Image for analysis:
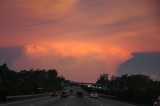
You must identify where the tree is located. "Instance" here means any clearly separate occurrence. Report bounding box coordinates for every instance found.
[96,74,109,90]
[0,63,67,101]
[0,63,17,100]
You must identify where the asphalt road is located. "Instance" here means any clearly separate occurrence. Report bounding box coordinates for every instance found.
[0,87,137,106]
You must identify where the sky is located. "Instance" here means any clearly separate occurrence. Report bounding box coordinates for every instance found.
[0,0,160,82]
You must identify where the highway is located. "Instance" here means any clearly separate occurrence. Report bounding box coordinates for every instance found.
[0,87,137,106]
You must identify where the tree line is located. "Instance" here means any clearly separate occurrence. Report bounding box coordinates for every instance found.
[0,63,66,101]
[96,74,160,104]
[82,73,160,105]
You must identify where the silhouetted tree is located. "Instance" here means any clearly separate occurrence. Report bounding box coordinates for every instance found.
[96,74,109,90]
[96,73,160,104]
[0,63,67,101]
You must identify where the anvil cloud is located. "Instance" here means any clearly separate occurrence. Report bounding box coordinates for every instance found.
[0,0,160,82]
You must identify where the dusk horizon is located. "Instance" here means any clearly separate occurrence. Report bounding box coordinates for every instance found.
[0,0,160,82]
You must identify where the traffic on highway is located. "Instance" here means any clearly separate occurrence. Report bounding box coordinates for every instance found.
[0,86,137,106]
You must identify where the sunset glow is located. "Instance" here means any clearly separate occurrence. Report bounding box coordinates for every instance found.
[0,0,160,82]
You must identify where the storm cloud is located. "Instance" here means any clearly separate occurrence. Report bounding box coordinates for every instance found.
[118,52,160,80]
[0,0,160,82]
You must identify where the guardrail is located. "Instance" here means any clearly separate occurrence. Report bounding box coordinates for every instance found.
[6,93,48,101]
[0,93,49,103]
[99,93,121,99]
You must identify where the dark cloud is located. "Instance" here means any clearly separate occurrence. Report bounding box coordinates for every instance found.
[0,46,24,65]
[118,52,160,79]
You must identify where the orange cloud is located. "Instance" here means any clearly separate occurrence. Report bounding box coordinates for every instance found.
[23,42,132,77]
[0,0,159,82]
[11,0,78,18]
[24,42,131,59]
[25,44,49,56]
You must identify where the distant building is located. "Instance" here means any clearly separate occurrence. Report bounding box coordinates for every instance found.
[74,82,95,87]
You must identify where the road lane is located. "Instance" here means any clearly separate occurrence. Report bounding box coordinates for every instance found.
[99,97,136,106]
[0,86,137,106]
[0,96,58,106]
[0,96,137,106]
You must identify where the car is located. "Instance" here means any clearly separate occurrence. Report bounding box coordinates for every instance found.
[50,91,58,97]
[153,96,160,106]
[65,89,70,94]
[70,89,73,93]
[77,91,83,97]
[61,91,68,97]
[90,92,98,98]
